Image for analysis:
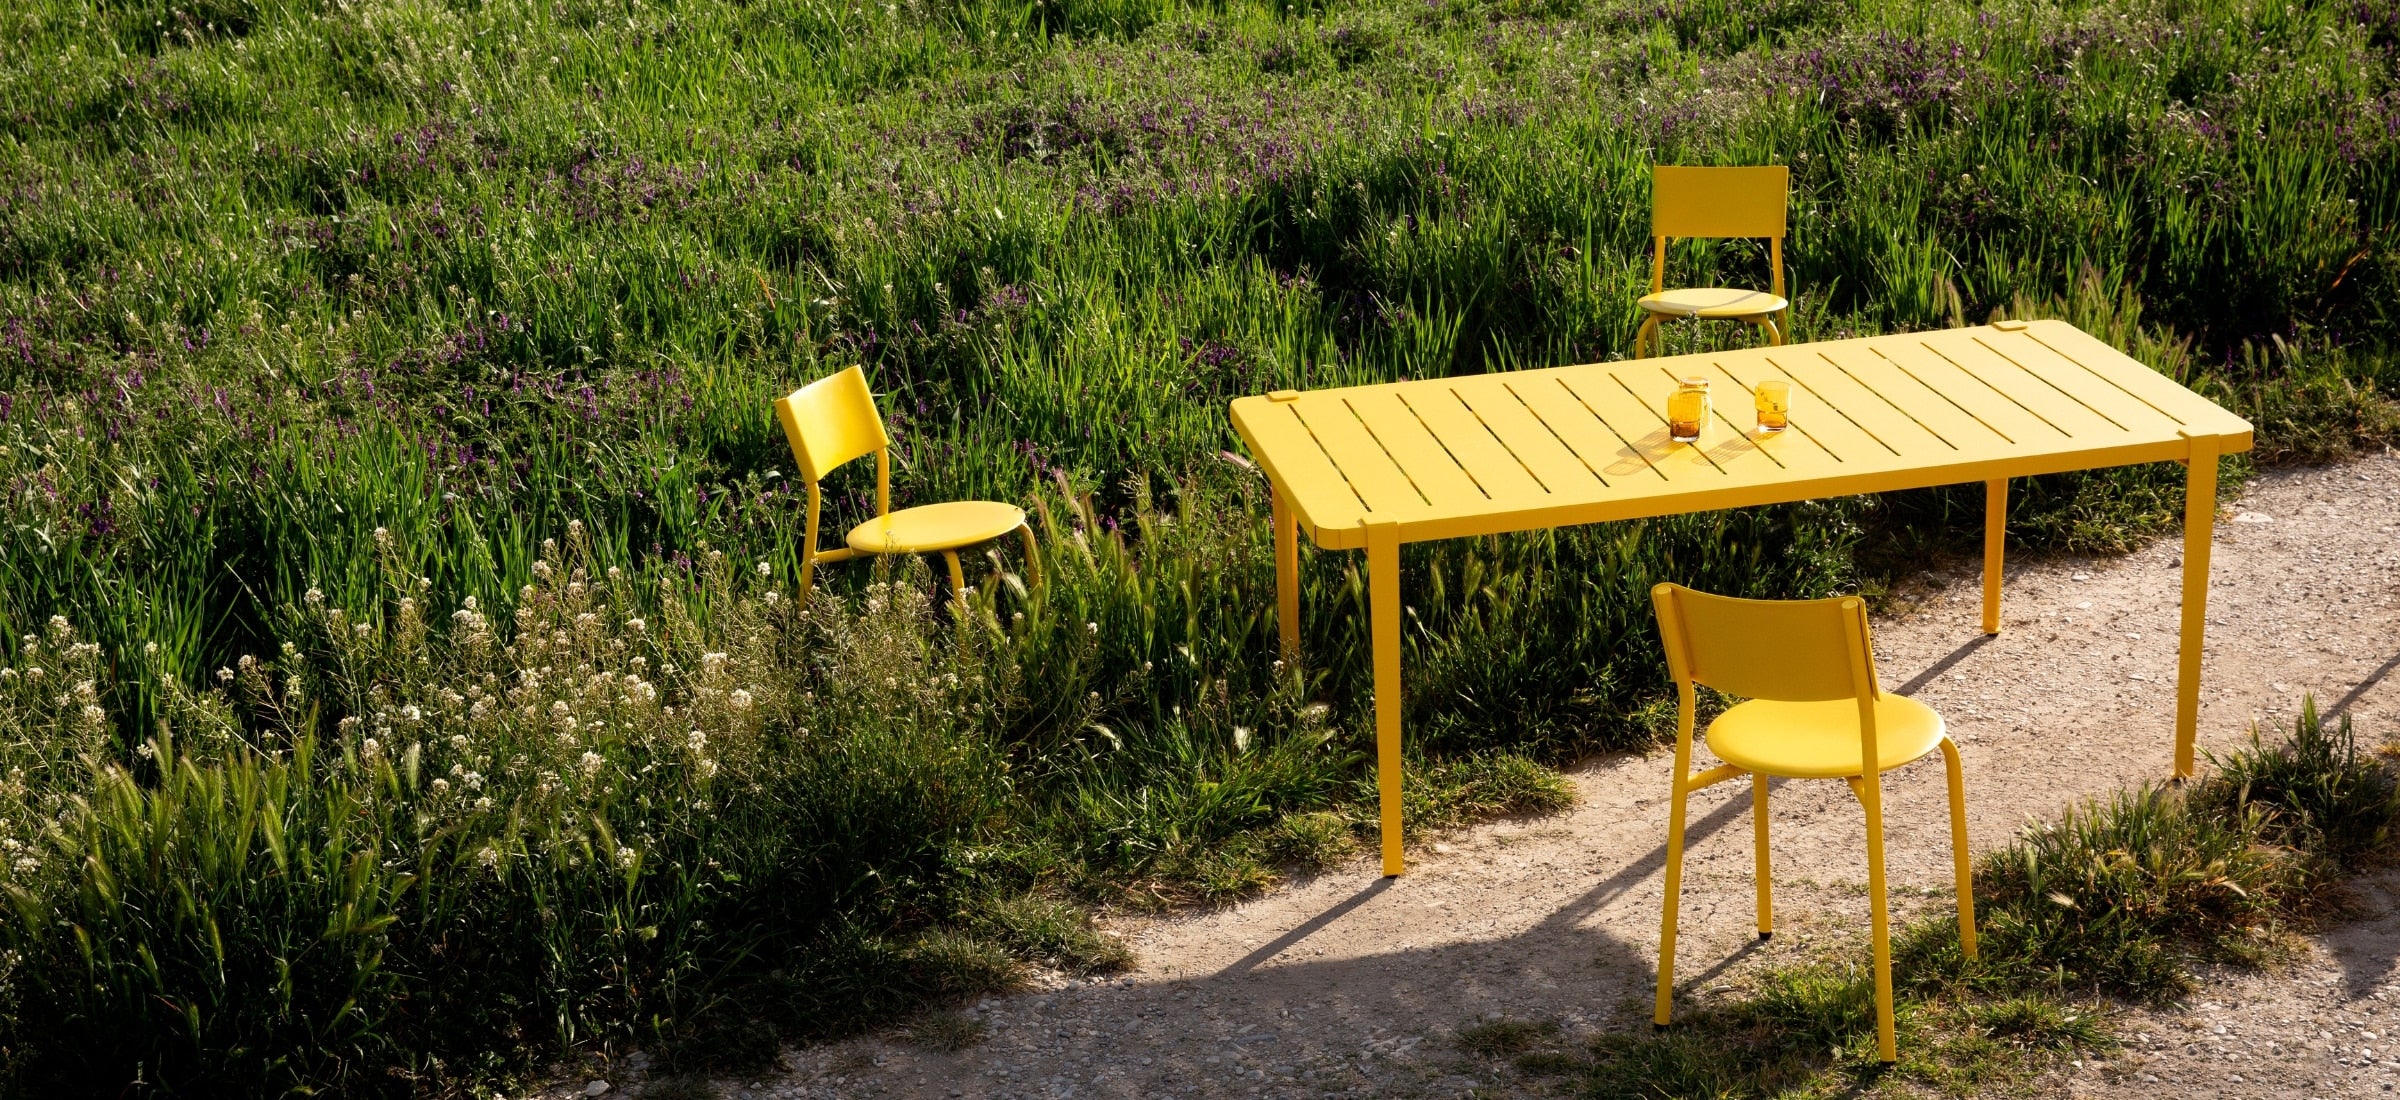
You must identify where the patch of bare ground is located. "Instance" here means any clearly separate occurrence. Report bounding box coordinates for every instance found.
[570,450,2400,1099]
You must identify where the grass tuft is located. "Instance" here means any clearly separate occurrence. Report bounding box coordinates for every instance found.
[902,1010,991,1052]
[1454,1016,1560,1056]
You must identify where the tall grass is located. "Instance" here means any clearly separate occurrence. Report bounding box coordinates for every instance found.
[0,0,2394,1091]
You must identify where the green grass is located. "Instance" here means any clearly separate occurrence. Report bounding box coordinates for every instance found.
[1464,702,2395,1097]
[0,0,2394,1092]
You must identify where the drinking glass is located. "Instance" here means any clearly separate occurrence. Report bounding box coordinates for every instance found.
[1667,378,1709,443]
[1754,380,1790,433]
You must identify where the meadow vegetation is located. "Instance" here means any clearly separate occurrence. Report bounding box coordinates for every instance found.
[0,0,2395,1090]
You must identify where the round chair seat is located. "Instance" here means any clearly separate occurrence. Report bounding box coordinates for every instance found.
[846,500,1027,555]
[1704,695,1946,779]
[1638,287,1789,319]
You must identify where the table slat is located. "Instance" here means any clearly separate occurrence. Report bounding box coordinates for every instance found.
[1234,399,1368,531]
[1977,329,2190,433]
[1507,373,1669,484]
[1737,355,1892,466]
[1814,344,2013,458]
[1918,330,2128,442]
[1692,359,1854,480]
[1557,367,1728,482]
[2020,324,2222,429]
[1871,337,2069,447]
[1767,351,1955,459]
[1289,397,1429,519]
[1448,377,1611,495]
[1399,384,1552,502]
[1344,390,1491,508]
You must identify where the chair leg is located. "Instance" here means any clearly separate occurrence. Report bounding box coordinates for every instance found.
[1858,773,1899,1063]
[1766,310,1787,346]
[1634,315,1661,359]
[1654,776,1693,1027]
[1014,522,1042,590]
[940,550,967,610]
[1941,737,1979,960]
[1752,772,1773,939]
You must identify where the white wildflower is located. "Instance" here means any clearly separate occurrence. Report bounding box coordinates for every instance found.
[756,561,771,577]
[579,751,604,778]
[431,778,450,794]
[687,729,707,752]
[728,689,753,712]
[615,846,638,871]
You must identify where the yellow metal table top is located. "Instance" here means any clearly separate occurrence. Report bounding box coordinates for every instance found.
[1231,320,2254,550]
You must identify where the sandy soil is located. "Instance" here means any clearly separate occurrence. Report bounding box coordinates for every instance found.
[2045,867,2400,1100]
[584,451,2400,1100]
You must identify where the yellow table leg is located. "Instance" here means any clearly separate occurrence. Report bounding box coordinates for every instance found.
[1369,519,1404,877]
[1982,478,2006,635]
[2174,433,2221,779]
[1273,486,1300,663]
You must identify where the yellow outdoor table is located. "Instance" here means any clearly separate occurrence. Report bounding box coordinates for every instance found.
[1230,319,2254,876]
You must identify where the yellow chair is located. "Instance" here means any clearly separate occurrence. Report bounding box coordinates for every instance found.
[1634,165,1791,359]
[773,366,1039,602]
[1647,583,1975,1063]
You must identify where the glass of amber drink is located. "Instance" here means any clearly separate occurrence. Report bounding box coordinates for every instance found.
[1667,378,1709,443]
[1754,380,1789,433]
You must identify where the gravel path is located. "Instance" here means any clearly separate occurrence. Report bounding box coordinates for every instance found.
[568,452,2400,1100]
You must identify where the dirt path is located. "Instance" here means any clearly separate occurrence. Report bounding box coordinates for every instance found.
[2045,866,2400,1100]
[643,452,2400,1100]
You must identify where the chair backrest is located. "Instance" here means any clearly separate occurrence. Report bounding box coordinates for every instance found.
[1649,583,1876,703]
[1651,165,1789,240]
[774,365,890,484]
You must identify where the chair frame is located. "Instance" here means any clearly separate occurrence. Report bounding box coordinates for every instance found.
[1648,583,1976,1063]
[773,366,1039,604]
[1635,164,1792,359]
